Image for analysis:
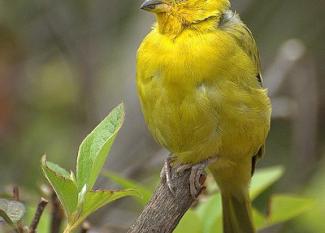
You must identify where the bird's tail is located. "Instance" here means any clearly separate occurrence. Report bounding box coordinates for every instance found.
[209,160,255,233]
[221,191,255,233]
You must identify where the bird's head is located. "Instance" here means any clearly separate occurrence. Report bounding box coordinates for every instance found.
[140,0,230,30]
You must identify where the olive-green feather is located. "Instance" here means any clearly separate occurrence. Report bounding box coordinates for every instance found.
[222,192,256,233]
[219,10,263,86]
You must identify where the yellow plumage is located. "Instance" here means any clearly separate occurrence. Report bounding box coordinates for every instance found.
[137,0,271,232]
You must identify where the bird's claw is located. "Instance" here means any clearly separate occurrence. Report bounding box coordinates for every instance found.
[177,157,218,198]
[189,163,207,198]
[161,157,218,199]
[160,157,176,196]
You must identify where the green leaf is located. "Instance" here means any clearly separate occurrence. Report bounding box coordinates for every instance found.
[264,194,314,227]
[195,194,222,233]
[297,163,325,232]
[46,160,71,179]
[41,156,78,218]
[76,104,125,191]
[174,210,204,233]
[250,166,284,200]
[0,199,25,224]
[71,189,139,228]
[253,208,267,230]
[103,171,152,206]
[77,185,88,209]
[189,166,284,233]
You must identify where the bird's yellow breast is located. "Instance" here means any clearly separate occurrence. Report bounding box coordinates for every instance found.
[137,28,271,164]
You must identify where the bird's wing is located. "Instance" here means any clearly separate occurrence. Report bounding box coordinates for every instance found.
[219,10,263,86]
[218,10,266,173]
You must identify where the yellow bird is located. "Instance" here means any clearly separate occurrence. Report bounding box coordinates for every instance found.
[136,0,271,232]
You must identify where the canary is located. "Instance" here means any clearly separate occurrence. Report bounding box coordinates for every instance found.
[136,0,271,232]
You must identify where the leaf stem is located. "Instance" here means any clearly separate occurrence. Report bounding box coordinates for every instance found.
[63,223,78,233]
[63,225,72,233]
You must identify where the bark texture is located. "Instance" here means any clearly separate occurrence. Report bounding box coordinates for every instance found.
[128,168,204,233]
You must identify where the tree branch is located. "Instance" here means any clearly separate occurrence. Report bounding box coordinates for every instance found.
[29,198,49,233]
[50,191,64,233]
[128,167,205,233]
[12,186,24,233]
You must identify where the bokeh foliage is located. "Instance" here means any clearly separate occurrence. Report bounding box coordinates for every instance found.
[0,0,324,232]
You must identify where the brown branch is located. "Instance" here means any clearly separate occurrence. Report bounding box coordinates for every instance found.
[127,167,205,233]
[12,186,24,233]
[29,198,49,233]
[50,191,64,233]
[12,186,20,201]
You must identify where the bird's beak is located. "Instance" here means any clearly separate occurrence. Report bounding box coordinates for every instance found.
[140,0,169,13]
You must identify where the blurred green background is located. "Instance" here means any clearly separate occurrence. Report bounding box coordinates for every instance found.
[0,0,324,232]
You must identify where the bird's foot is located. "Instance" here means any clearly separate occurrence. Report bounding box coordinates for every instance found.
[176,157,218,198]
[160,157,217,199]
[160,157,176,196]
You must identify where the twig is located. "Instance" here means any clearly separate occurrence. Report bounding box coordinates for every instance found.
[29,198,49,233]
[12,186,20,201]
[80,222,91,233]
[127,167,205,233]
[12,186,24,233]
[50,191,64,233]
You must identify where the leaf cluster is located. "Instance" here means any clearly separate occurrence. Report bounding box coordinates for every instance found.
[41,104,139,232]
